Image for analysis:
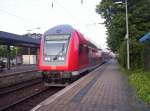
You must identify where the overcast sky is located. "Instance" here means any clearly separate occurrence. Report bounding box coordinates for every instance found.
[0,0,107,49]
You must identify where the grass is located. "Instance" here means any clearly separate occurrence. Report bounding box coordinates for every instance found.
[128,70,150,105]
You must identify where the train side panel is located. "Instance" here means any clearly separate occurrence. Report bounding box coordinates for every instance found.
[66,31,79,71]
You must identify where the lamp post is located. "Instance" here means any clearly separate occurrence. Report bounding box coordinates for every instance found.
[125,0,130,70]
[114,0,130,70]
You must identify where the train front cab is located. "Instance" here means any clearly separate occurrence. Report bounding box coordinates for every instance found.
[40,31,83,86]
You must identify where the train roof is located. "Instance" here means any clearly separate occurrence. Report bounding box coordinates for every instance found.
[44,24,98,49]
[88,42,97,49]
[44,25,75,36]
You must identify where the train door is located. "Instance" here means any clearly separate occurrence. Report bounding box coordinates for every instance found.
[78,44,88,68]
[88,47,93,66]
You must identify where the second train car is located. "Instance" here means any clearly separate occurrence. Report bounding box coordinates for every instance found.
[38,25,102,86]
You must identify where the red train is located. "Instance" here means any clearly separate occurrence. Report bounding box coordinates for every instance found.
[38,25,103,86]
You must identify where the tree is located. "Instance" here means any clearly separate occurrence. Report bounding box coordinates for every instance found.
[96,0,150,69]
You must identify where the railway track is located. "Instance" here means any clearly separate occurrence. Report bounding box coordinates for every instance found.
[0,78,42,95]
[0,80,62,111]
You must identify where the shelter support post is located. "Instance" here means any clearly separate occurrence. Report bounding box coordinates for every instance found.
[7,45,11,70]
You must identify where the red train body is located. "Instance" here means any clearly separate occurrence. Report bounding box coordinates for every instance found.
[38,25,102,86]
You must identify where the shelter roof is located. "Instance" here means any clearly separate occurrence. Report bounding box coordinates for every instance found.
[0,31,40,47]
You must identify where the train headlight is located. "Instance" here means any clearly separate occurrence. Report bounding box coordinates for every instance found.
[45,57,51,61]
[58,57,65,61]
[44,57,48,61]
[47,57,51,61]
[61,57,65,61]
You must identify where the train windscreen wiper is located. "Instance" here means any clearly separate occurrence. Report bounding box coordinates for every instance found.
[53,44,65,60]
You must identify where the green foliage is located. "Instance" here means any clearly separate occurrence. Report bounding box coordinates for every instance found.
[142,41,150,70]
[96,0,126,51]
[118,39,144,70]
[96,0,150,69]
[10,47,17,59]
[129,71,150,105]
[130,40,144,69]
[0,45,23,59]
[118,41,126,68]
[0,45,7,57]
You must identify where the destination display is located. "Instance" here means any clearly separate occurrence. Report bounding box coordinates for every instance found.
[45,35,70,41]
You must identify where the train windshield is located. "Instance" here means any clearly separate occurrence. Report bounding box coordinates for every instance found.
[44,35,70,56]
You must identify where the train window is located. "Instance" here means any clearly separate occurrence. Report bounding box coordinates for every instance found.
[85,46,89,53]
[44,40,68,56]
[79,44,89,54]
[79,44,83,54]
[44,34,70,56]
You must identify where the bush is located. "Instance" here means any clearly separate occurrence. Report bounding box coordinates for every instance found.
[118,40,144,70]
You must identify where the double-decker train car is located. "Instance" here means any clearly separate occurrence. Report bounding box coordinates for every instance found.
[38,25,102,86]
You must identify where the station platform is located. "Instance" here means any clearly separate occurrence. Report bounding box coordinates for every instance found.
[32,59,147,111]
[0,65,37,76]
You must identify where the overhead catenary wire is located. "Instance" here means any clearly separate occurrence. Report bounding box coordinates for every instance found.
[0,8,45,33]
[50,0,85,25]
[0,8,40,26]
[0,9,28,22]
